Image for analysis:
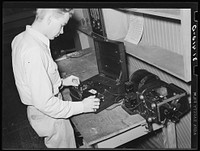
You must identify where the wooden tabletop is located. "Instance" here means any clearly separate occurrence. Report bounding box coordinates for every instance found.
[71,104,146,146]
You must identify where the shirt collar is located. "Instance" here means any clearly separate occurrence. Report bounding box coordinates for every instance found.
[26,25,50,48]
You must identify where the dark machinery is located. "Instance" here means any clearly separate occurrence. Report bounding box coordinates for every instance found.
[122,69,190,131]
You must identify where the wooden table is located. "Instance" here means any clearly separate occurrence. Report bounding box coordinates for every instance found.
[71,103,163,148]
[56,47,177,148]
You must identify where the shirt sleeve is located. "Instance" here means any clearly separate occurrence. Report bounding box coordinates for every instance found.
[24,47,84,118]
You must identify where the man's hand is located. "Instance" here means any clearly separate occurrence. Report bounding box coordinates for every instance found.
[82,96,100,113]
[62,75,80,87]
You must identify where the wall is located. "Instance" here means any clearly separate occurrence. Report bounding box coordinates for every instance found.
[140,15,182,55]
[3,8,35,47]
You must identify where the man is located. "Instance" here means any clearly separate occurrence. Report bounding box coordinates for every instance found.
[11,8,100,148]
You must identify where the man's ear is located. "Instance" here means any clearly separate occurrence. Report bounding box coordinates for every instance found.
[46,15,52,25]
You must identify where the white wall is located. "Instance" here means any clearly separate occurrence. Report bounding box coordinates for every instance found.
[102,9,129,40]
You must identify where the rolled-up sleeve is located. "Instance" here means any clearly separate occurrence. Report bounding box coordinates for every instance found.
[24,47,84,118]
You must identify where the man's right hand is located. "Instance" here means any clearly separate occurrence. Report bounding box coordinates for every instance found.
[82,95,100,113]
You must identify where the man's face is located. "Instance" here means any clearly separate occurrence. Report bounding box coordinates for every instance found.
[46,13,70,40]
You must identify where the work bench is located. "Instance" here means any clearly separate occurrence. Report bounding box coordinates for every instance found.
[56,47,177,148]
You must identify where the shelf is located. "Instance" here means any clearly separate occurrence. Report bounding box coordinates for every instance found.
[118,39,185,80]
[118,8,181,20]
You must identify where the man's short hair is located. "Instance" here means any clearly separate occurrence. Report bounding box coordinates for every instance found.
[35,8,73,21]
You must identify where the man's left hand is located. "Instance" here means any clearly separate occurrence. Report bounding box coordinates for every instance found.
[62,75,80,87]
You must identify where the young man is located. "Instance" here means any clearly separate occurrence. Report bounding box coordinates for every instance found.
[11,8,100,148]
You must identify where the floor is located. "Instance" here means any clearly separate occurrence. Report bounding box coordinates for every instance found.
[2,42,160,149]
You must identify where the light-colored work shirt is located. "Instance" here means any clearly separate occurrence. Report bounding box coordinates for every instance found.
[12,25,84,118]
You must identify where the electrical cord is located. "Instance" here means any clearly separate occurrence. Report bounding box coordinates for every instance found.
[125,101,143,111]
[104,89,122,97]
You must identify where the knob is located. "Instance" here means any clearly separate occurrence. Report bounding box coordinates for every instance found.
[139,95,144,100]
[147,117,153,122]
[151,103,156,109]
